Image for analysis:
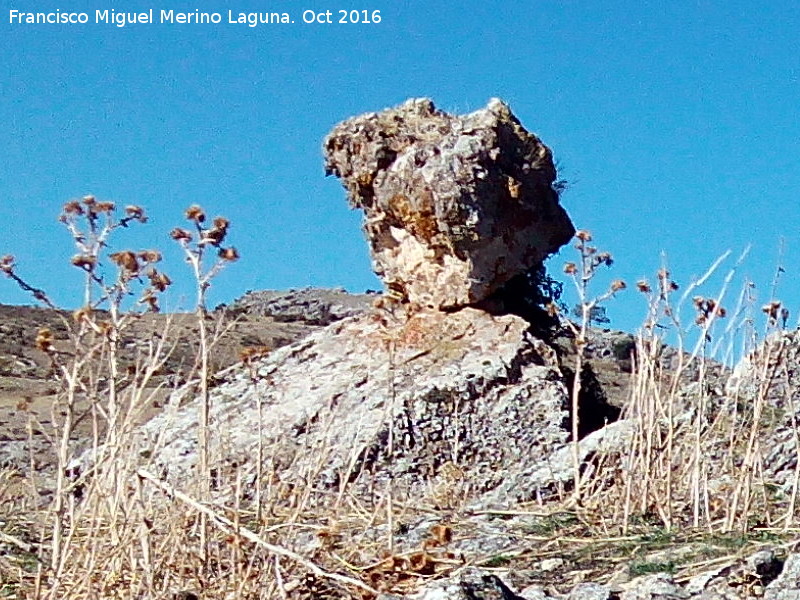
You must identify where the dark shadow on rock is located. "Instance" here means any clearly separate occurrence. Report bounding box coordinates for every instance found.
[473,265,561,342]
[561,362,622,440]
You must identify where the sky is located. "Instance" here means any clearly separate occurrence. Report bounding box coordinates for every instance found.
[2,0,800,338]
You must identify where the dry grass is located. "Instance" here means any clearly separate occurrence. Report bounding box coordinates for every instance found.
[0,199,462,599]
[574,242,800,538]
[2,209,800,598]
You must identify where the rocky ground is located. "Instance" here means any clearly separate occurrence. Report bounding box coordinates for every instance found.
[0,288,374,472]
[0,287,639,473]
[4,289,799,600]
[0,289,756,600]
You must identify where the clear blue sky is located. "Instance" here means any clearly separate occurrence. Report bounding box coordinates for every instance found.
[2,0,800,335]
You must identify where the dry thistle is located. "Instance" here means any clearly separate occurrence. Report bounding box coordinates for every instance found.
[185,205,206,223]
[137,250,162,264]
[124,205,145,220]
[71,254,96,271]
[82,195,96,206]
[72,305,92,323]
[636,280,651,293]
[170,227,193,243]
[575,229,592,241]
[694,296,727,325]
[201,227,227,247]
[147,269,171,291]
[212,216,229,231]
[564,262,577,274]
[218,247,239,261]
[0,254,14,274]
[596,251,613,266]
[62,200,84,215]
[95,201,115,213]
[762,300,782,320]
[35,327,54,353]
[109,250,140,274]
[610,279,627,292]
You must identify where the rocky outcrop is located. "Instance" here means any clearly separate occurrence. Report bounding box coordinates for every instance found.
[131,98,582,505]
[138,307,571,508]
[230,287,374,325]
[376,568,530,600]
[324,98,574,310]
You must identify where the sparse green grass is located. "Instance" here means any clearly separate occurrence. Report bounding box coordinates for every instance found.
[628,559,676,577]
[519,512,581,536]
[483,554,513,568]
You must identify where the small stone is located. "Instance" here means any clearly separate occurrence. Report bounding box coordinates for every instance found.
[569,582,611,600]
[539,557,565,572]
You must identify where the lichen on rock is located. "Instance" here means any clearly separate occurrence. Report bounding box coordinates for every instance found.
[138,307,571,509]
[324,98,575,310]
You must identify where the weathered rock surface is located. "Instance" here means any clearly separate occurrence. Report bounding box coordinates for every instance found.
[230,287,374,325]
[765,552,800,600]
[138,307,571,508]
[376,568,530,599]
[0,302,324,474]
[324,98,574,310]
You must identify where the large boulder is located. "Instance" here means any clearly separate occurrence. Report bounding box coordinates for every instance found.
[137,307,570,508]
[324,98,574,310]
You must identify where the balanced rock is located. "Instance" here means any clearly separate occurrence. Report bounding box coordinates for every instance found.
[324,98,574,310]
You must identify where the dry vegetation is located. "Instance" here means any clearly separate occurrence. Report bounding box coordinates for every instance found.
[1,199,799,599]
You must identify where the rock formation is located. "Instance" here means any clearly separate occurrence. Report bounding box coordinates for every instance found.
[230,287,374,326]
[324,98,574,310]
[135,99,582,506]
[138,307,571,508]
[11,102,800,600]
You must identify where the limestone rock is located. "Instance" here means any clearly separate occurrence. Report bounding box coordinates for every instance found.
[725,331,800,496]
[567,583,611,600]
[376,568,531,600]
[137,308,569,508]
[765,553,800,600]
[324,98,574,310]
[230,287,374,325]
[619,574,687,600]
